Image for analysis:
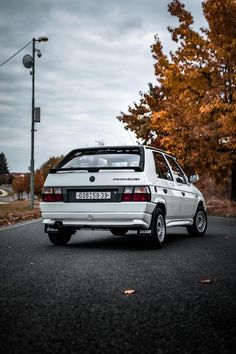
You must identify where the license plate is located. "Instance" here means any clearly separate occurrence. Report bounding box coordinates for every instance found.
[75,191,111,200]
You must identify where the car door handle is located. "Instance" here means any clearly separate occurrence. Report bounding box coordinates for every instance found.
[182,192,185,196]
[163,189,168,194]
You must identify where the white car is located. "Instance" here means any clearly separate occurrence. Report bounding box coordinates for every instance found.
[40,145,207,247]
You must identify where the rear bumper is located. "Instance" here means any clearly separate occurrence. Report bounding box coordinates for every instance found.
[40,202,155,229]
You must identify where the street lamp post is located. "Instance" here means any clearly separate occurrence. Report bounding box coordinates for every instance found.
[30,38,36,210]
[23,36,48,209]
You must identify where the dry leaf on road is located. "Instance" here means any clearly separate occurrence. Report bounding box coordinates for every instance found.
[123,289,136,295]
[200,278,217,284]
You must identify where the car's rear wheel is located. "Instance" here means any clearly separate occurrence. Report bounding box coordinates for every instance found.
[150,208,166,248]
[187,206,207,237]
[48,231,72,245]
[110,228,128,236]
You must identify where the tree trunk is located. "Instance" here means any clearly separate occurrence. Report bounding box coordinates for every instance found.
[231,164,236,201]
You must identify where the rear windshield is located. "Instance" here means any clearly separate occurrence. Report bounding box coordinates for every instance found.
[52,147,144,172]
[63,153,140,168]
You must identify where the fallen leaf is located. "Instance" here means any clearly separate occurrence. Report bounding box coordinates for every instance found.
[200,278,217,284]
[123,289,136,295]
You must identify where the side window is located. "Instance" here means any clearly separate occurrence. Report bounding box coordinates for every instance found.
[153,152,173,181]
[165,156,187,184]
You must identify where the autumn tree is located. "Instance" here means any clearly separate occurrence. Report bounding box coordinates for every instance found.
[12,176,25,200]
[118,0,236,197]
[12,172,45,201]
[39,155,64,181]
[23,173,30,199]
[34,170,45,199]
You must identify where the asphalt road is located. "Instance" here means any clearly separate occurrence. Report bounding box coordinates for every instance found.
[0,217,235,354]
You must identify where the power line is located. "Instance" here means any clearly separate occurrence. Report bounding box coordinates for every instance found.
[0,40,32,68]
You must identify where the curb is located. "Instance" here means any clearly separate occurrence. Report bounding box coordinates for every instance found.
[0,218,42,232]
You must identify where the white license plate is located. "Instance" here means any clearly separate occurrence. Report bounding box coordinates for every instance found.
[76,191,111,200]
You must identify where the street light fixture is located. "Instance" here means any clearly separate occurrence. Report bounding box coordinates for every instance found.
[23,36,48,209]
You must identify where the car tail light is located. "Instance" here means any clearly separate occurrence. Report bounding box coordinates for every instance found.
[122,186,133,201]
[122,186,150,202]
[42,187,64,202]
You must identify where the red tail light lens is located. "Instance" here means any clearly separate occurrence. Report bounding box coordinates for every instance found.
[122,186,150,202]
[133,186,151,201]
[53,187,64,201]
[42,194,55,202]
[122,186,133,201]
[42,187,64,202]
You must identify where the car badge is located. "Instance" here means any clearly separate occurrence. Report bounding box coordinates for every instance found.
[89,176,95,182]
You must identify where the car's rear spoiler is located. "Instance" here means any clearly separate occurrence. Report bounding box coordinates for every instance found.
[50,166,143,173]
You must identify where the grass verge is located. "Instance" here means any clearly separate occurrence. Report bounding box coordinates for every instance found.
[206,197,236,218]
[0,200,41,227]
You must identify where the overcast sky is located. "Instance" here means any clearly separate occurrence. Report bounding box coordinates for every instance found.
[0,0,206,172]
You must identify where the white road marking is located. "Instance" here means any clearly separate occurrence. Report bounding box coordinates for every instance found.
[0,219,42,232]
[0,189,8,197]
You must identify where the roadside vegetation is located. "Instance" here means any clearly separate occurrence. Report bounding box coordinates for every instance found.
[0,201,41,227]
[0,156,62,227]
[197,176,236,218]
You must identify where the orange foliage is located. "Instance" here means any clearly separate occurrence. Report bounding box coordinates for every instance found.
[40,156,64,180]
[118,0,236,179]
[11,156,63,200]
[12,176,25,200]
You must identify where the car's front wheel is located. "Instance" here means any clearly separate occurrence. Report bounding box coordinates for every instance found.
[48,231,72,245]
[187,206,207,237]
[150,208,166,248]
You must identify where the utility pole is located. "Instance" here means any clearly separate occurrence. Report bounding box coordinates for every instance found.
[30,38,36,210]
[23,36,48,208]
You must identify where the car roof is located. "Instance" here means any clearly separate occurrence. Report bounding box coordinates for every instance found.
[61,145,175,163]
[65,145,167,154]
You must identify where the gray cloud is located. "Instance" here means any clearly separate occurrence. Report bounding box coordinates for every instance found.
[0,0,206,171]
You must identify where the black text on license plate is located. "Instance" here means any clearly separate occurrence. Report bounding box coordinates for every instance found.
[76,191,111,200]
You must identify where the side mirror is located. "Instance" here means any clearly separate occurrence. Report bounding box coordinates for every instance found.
[189,174,199,184]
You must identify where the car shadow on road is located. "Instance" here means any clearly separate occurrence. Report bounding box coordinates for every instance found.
[63,231,190,251]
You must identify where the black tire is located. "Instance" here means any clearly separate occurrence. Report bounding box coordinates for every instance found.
[48,231,72,245]
[187,206,207,237]
[149,208,166,248]
[110,228,128,236]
